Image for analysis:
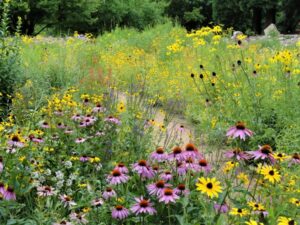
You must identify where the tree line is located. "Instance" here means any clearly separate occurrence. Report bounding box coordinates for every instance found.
[1,0,299,35]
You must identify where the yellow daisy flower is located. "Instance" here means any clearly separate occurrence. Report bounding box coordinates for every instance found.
[196,177,222,198]
[277,216,297,225]
[248,201,265,211]
[273,152,289,162]
[289,198,300,207]
[259,165,281,183]
[229,208,249,217]
[245,220,264,225]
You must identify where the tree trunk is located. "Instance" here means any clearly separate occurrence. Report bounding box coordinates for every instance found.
[265,7,276,28]
[252,7,262,34]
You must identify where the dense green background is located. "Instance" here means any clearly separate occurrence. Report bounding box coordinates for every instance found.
[1,0,299,35]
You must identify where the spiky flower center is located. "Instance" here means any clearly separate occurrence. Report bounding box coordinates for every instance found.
[138,160,147,167]
[112,169,121,177]
[186,144,195,152]
[139,200,149,208]
[261,145,272,155]
[199,159,207,166]
[156,180,165,188]
[235,122,245,130]
[206,183,213,189]
[178,184,185,190]
[173,147,182,154]
[115,205,124,211]
[164,188,173,196]
[269,170,275,176]
[156,147,164,154]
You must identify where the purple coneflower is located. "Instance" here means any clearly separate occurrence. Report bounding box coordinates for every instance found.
[75,138,86,143]
[4,187,16,200]
[152,165,160,174]
[60,194,76,208]
[71,114,82,121]
[102,187,117,200]
[226,121,253,140]
[198,159,212,173]
[70,212,88,224]
[40,121,50,128]
[107,169,129,185]
[183,143,202,160]
[184,157,200,172]
[57,122,66,129]
[92,104,106,113]
[150,147,168,162]
[132,160,155,179]
[248,145,275,164]
[114,163,129,174]
[105,116,121,125]
[176,162,187,176]
[64,128,74,134]
[37,186,55,197]
[131,197,157,215]
[168,146,184,161]
[224,148,250,161]
[174,184,190,196]
[92,198,104,207]
[214,203,229,213]
[158,188,179,204]
[147,180,171,196]
[111,205,129,220]
[160,171,173,181]
[289,153,300,165]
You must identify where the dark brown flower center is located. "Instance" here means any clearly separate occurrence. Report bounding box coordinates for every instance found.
[156,147,164,154]
[118,163,125,167]
[12,135,20,142]
[289,220,295,225]
[45,186,51,191]
[199,159,207,166]
[112,169,121,177]
[152,165,159,171]
[7,187,14,193]
[269,170,275,176]
[292,153,300,160]
[65,196,71,201]
[261,145,272,154]
[156,180,165,188]
[185,143,195,152]
[106,187,112,192]
[178,184,185,190]
[115,205,123,211]
[164,188,173,196]
[206,183,213,189]
[236,122,245,130]
[173,147,182,154]
[139,200,149,208]
[237,208,242,213]
[138,160,147,166]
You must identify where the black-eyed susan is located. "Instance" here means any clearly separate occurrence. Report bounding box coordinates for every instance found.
[289,198,300,207]
[259,165,281,183]
[274,152,289,162]
[248,201,265,211]
[277,216,297,225]
[229,208,249,217]
[196,177,222,198]
[245,220,264,225]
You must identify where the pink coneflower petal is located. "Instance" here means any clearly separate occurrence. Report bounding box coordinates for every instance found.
[112,205,129,220]
[131,197,157,215]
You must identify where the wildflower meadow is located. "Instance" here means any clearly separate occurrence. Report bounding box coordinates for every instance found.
[1,1,300,225]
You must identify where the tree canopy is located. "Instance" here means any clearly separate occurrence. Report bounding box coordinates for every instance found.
[1,0,299,35]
